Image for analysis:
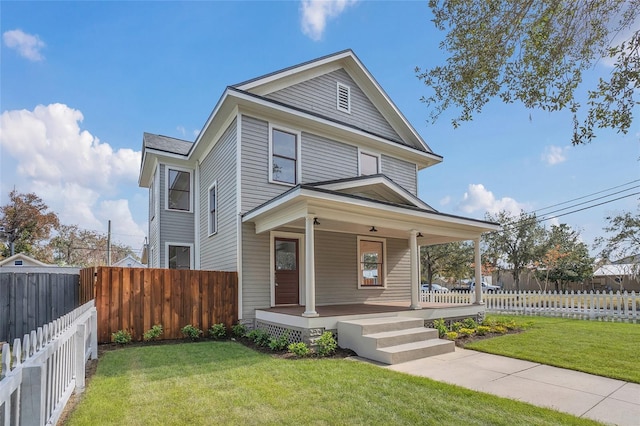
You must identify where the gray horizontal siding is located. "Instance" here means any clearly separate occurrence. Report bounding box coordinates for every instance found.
[381,154,417,195]
[241,222,271,320]
[149,168,160,268]
[158,164,195,267]
[300,132,357,183]
[199,118,237,271]
[315,232,410,305]
[266,68,402,143]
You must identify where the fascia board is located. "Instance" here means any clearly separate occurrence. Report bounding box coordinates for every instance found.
[139,149,189,187]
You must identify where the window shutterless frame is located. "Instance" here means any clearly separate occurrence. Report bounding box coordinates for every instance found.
[165,165,193,212]
[268,124,301,186]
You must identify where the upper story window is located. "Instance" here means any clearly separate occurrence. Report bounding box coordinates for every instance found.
[359,150,380,176]
[167,167,191,211]
[337,82,351,113]
[270,127,300,185]
[208,182,217,235]
[167,244,192,270]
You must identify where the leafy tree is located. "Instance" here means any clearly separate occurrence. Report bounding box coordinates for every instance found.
[536,224,593,291]
[421,241,473,286]
[482,210,546,290]
[417,0,639,144]
[595,208,640,277]
[0,190,59,258]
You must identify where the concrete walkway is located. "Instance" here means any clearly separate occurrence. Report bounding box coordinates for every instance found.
[386,348,640,426]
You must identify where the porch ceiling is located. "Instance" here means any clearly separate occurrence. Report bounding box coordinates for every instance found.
[242,186,500,244]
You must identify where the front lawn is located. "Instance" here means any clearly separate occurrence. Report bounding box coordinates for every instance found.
[66,341,600,425]
[465,315,640,383]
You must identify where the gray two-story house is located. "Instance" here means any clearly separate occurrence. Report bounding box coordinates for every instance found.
[138,50,499,362]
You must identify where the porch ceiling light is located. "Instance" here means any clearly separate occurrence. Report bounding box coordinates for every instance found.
[313,217,320,225]
[417,232,423,238]
[369,226,377,232]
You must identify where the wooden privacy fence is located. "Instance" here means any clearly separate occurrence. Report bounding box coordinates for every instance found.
[80,267,238,343]
[0,271,79,343]
[0,300,98,426]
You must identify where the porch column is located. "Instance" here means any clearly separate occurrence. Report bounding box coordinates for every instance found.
[303,214,318,317]
[409,230,422,310]
[474,237,483,305]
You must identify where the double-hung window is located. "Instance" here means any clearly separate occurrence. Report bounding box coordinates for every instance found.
[270,127,299,185]
[167,168,191,211]
[208,182,217,235]
[358,236,386,288]
[167,244,192,270]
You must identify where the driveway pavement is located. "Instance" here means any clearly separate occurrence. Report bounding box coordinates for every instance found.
[385,348,640,426]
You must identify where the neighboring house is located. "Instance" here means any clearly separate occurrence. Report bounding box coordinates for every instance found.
[138,50,500,339]
[592,263,639,292]
[112,254,146,268]
[0,253,51,267]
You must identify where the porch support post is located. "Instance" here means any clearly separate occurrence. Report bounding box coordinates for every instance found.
[474,237,483,305]
[303,214,319,317]
[409,229,422,310]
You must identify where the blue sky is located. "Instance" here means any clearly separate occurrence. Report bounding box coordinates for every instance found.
[1,1,638,257]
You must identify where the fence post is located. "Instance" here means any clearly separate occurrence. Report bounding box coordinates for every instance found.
[90,306,98,360]
[75,323,86,393]
[19,358,46,425]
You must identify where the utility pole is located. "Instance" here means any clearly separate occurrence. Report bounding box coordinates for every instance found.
[107,220,111,266]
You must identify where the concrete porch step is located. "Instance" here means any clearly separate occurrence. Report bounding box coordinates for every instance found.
[337,316,455,365]
[363,327,439,348]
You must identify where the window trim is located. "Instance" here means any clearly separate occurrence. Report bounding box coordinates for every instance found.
[150,169,158,221]
[208,181,218,236]
[357,235,387,289]
[165,165,193,213]
[336,82,351,114]
[165,242,194,270]
[357,148,381,176]
[268,123,301,187]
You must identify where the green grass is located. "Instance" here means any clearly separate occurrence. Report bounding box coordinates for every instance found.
[66,341,601,426]
[467,315,640,383]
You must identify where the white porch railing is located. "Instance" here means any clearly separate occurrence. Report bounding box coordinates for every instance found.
[484,290,639,321]
[420,290,473,304]
[0,300,98,426]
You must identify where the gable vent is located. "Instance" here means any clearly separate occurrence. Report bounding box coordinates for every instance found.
[337,82,351,113]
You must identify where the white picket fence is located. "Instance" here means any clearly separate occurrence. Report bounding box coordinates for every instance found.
[0,300,98,426]
[421,290,640,321]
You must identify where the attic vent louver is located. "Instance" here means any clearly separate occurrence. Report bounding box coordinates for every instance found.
[337,82,351,113]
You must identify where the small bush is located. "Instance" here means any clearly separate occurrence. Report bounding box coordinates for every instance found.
[231,323,247,338]
[288,342,310,357]
[445,331,458,340]
[457,327,475,337]
[476,325,491,336]
[315,331,337,357]
[143,324,163,342]
[450,321,463,332]
[247,328,271,347]
[181,324,203,341]
[268,332,290,351]
[491,325,508,334]
[432,318,448,337]
[462,318,478,329]
[209,323,227,340]
[496,318,518,330]
[112,329,132,345]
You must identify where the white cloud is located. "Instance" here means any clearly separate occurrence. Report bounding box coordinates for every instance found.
[439,195,451,206]
[0,103,145,248]
[300,0,358,41]
[542,145,569,166]
[3,29,45,61]
[458,184,526,217]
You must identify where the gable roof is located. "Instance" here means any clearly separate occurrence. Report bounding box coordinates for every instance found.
[112,254,146,268]
[0,253,51,267]
[232,49,435,155]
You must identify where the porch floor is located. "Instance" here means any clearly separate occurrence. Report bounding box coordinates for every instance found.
[259,301,467,317]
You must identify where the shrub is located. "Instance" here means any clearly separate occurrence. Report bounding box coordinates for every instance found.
[112,329,132,345]
[315,331,337,357]
[268,332,290,351]
[476,325,491,336]
[143,324,163,342]
[445,331,458,340]
[432,318,448,337]
[231,323,247,338]
[458,327,475,337]
[450,321,463,332]
[288,342,310,357]
[462,318,478,329]
[491,325,508,334]
[247,328,271,347]
[209,323,227,340]
[181,324,203,341]
[496,318,518,330]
